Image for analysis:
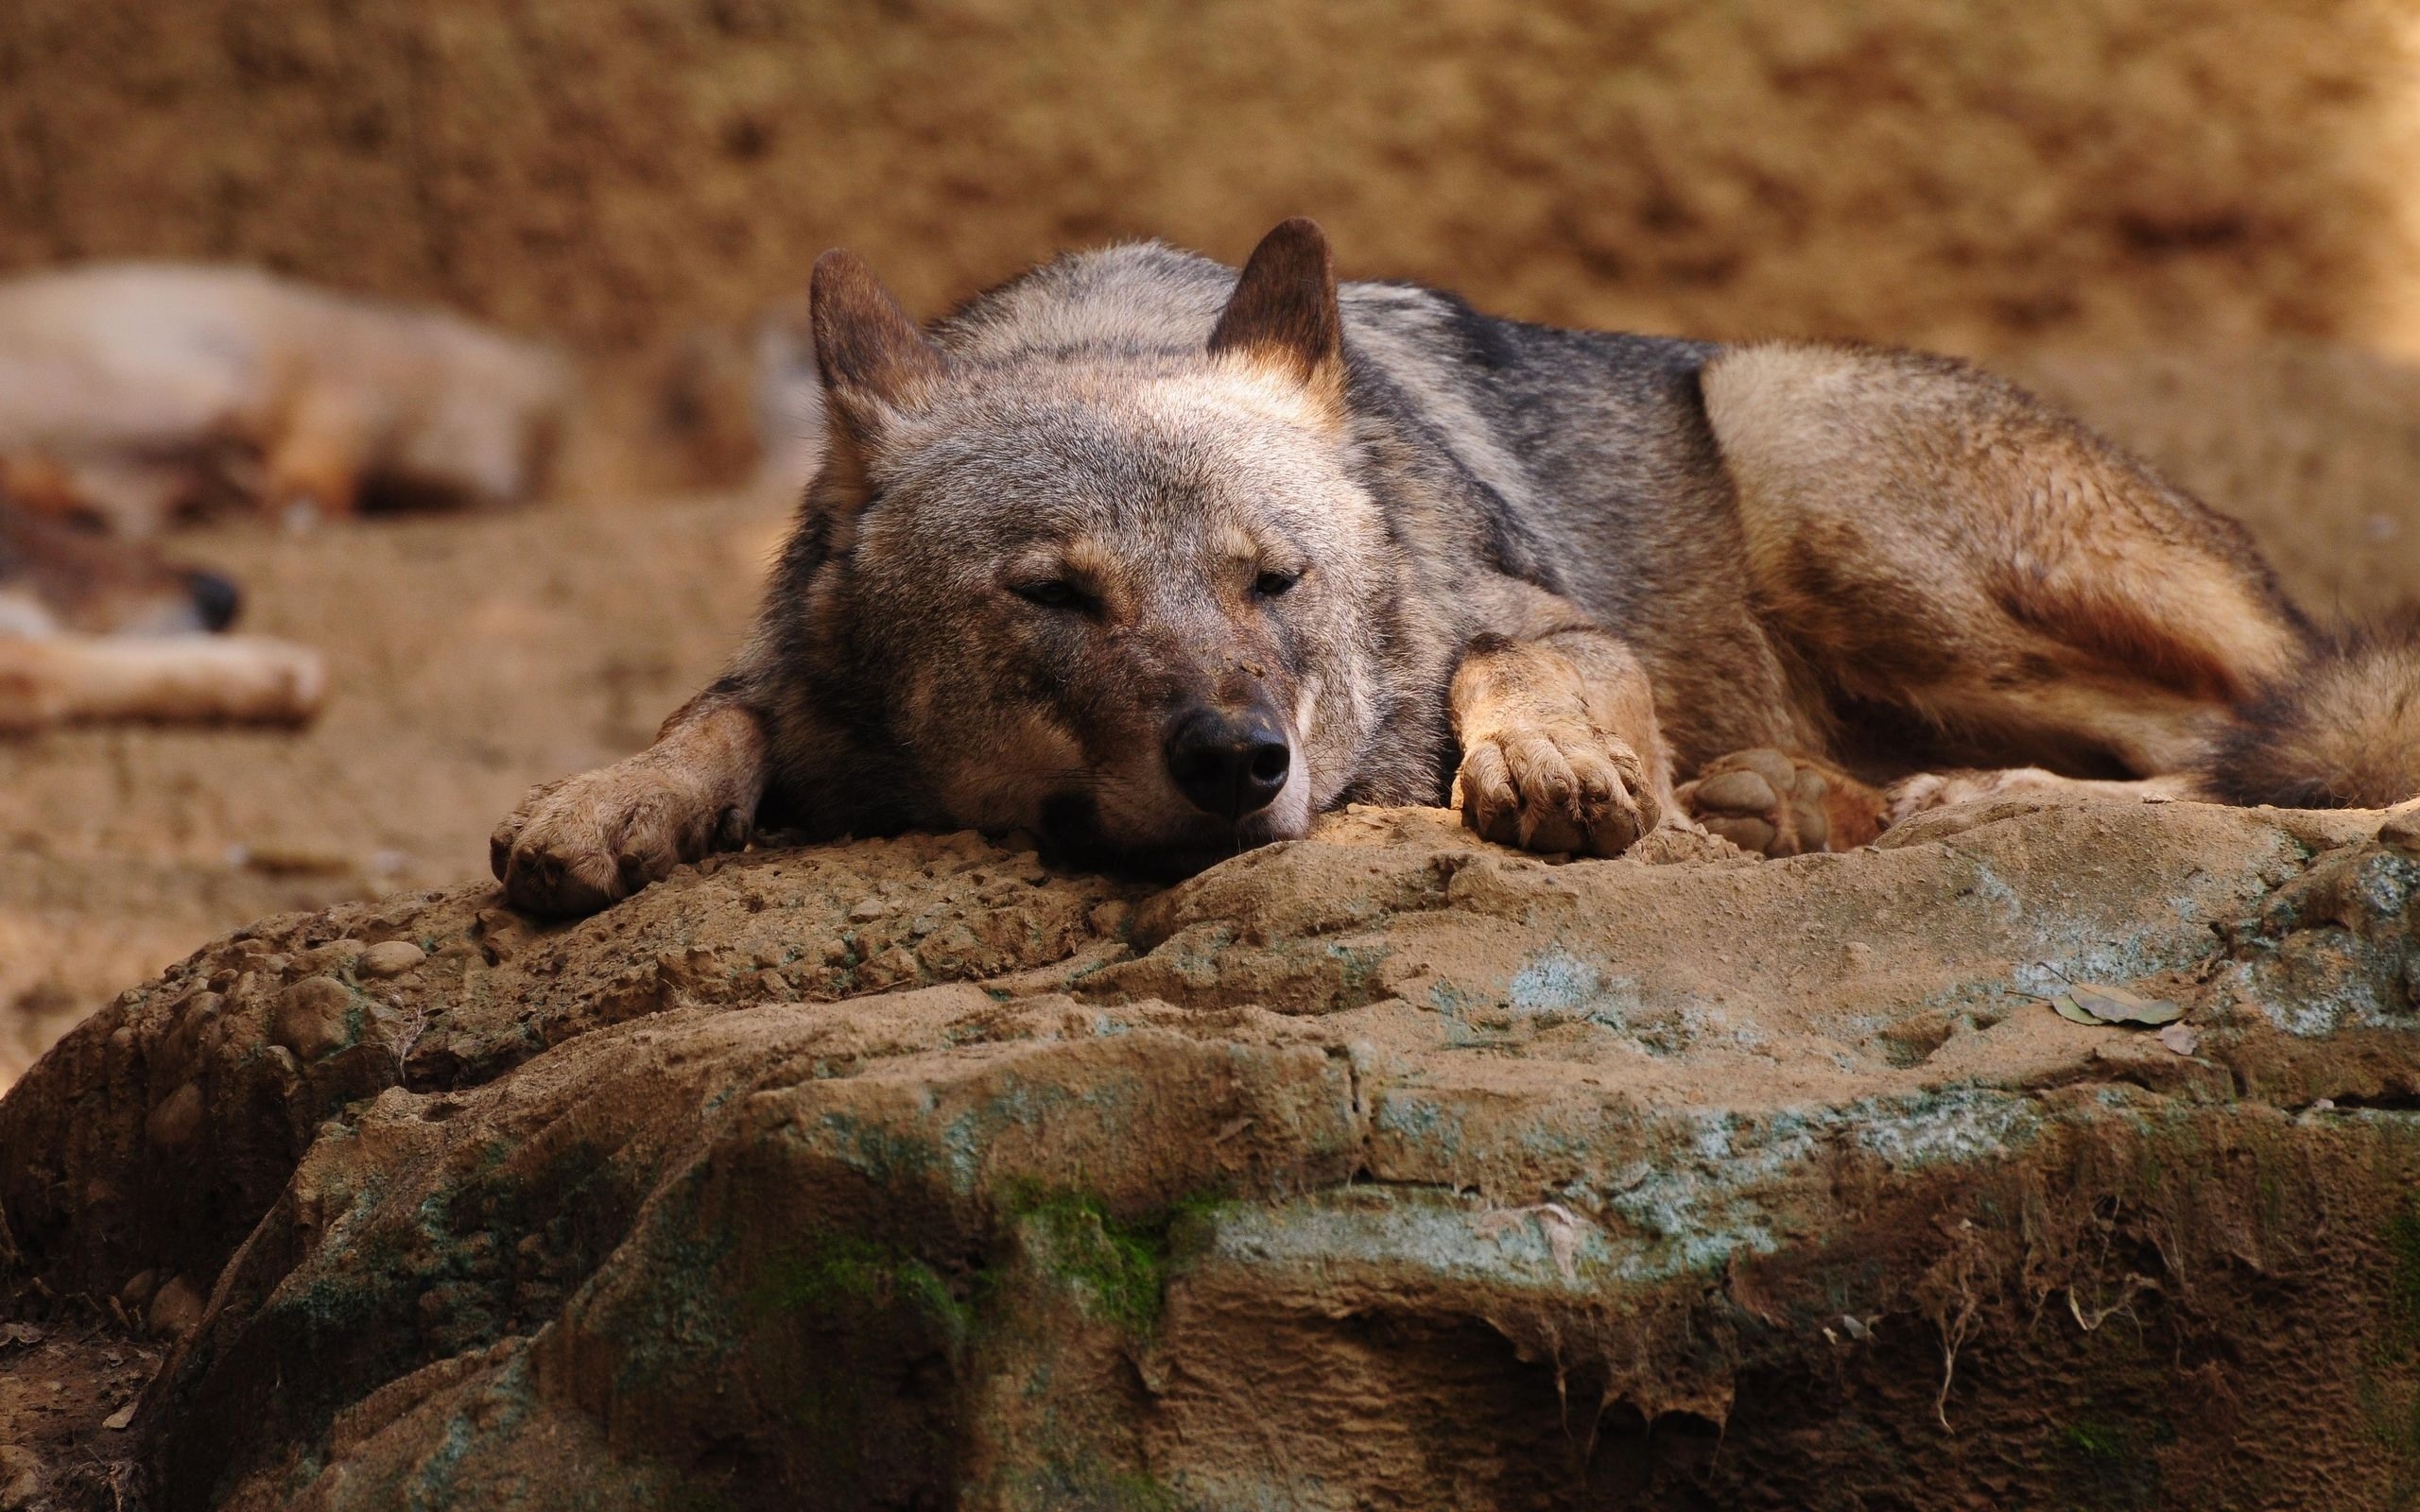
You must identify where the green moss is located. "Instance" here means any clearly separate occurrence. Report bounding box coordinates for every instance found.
[998,1183,1226,1336]
[750,1233,970,1334]
[1105,1471,1184,1511]
[735,1229,973,1498]
[2372,1198,2420,1469]
[2388,1202,2420,1346]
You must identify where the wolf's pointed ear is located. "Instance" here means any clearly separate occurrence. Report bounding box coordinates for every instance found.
[1209,218,1344,409]
[811,249,946,443]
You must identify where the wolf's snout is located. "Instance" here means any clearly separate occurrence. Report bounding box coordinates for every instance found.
[1165,706,1290,818]
[184,570,242,633]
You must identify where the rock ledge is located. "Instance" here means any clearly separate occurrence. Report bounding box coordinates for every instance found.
[5,802,2420,1509]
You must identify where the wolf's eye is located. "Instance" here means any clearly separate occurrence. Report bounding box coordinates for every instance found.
[1014,579,1085,610]
[1253,569,1301,598]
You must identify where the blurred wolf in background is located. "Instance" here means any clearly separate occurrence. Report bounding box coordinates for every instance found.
[0,490,323,730]
[493,218,2420,916]
[0,265,570,533]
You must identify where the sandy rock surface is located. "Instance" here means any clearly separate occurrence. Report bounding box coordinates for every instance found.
[4,798,2418,1508]
[9,335,2420,1096]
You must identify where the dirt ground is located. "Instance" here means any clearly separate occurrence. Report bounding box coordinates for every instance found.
[13,0,2420,366]
[6,336,2420,1092]
[0,493,781,1086]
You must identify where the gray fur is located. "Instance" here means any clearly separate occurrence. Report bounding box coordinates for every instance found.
[493,225,2420,913]
[729,242,1795,858]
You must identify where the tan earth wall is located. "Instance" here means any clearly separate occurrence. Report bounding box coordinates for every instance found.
[7,0,2420,362]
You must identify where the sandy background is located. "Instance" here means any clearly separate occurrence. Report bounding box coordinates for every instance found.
[9,1,2420,1083]
[13,1,2420,366]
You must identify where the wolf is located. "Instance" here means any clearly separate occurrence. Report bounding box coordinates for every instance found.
[492,218,2420,915]
[0,264,569,533]
[0,490,323,730]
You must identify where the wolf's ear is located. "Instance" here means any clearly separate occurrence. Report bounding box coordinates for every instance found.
[810,249,946,443]
[1209,218,1344,409]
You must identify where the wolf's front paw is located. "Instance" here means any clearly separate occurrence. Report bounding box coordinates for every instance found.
[489,759,752,917]
[1675,748,1887,857]
[1455,724,1658,857]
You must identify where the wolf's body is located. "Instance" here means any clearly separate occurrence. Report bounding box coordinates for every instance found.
[0,264,568,533]
[493,221,2420,915]
[0,490,323,731]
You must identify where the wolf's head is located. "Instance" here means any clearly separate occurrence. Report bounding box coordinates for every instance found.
[792,219,1401,872]
[0,491,244,638]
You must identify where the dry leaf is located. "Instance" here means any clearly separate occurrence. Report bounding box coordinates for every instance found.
[2051,995,2102,1024]
[103,1400,136,1431]
[2047,982,2183,1026]
[2157,1022,2200,1057]
[2069,983,2184,1025]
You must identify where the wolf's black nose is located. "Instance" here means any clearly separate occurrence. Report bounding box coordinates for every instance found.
[185,570,242,632]
[1165,708,1290,818]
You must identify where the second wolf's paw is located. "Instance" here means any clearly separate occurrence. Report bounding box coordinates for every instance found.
[489,759,752,917]
[1675,749,1888,857]
[1455,724,1659,857]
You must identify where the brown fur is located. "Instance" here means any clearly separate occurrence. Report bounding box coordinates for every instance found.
[0,634,324,733]
[0,490,325,731]
[1206,218,1349,411]
[493,222,2420,914]
[0,264,568,533]
[2202,620,2420,809]
[0,505,214,638]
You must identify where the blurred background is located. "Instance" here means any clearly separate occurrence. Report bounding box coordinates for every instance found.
[6,0,2420,1083]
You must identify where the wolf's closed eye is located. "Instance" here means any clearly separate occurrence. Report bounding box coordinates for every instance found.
[1013,579,1088,610]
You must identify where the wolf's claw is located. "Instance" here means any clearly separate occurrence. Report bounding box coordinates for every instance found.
[1454,724,1655,858]
[490,757,746,917]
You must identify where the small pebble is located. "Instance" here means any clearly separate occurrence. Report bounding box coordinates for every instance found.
[357,941,426,978]
[307,939,367,974]
[145,1083,205,1151]
[2379,809,2420,858]
[271,977,354,1061]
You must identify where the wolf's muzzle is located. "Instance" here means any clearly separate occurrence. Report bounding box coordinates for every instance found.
[184,570,242,633]
[1164,704,1290,819]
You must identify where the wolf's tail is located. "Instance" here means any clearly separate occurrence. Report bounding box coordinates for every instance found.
[2202,613,2420,809]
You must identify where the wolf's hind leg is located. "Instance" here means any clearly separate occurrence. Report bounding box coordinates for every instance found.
[1702,342,2307,782]
[1677,748,1889,856]
[492,697,767,916]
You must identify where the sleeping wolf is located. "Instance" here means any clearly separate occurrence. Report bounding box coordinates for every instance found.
[493,219,2420,915]
[0,490,323,730]
[0,264,568,533]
